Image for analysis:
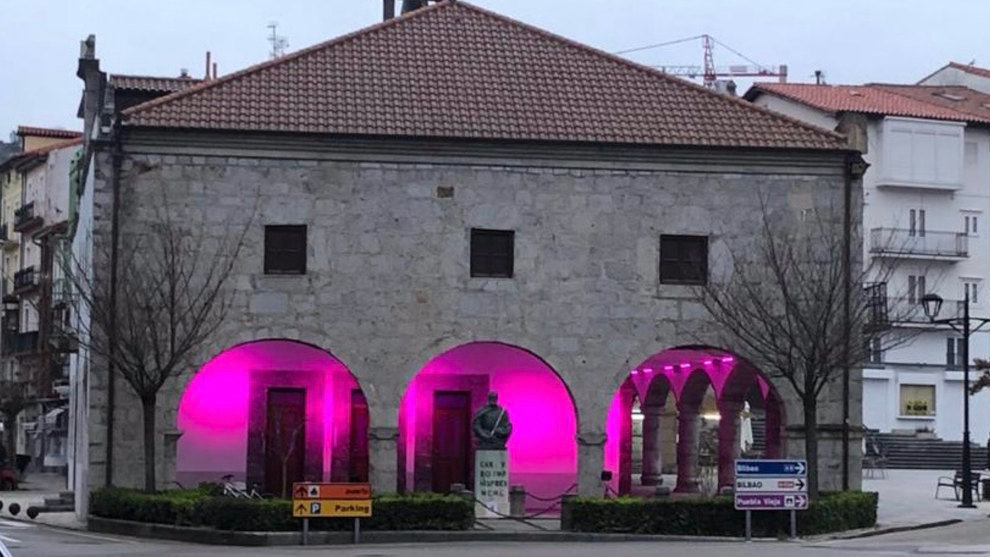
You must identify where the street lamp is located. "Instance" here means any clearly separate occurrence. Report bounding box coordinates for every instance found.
[921,292,987,508]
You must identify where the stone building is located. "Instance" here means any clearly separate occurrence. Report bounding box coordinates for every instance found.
[73,0,864,512]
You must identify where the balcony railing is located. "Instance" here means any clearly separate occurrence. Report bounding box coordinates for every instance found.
[890,296,965,324]
[1,331,39,356]
[13,266,37,292]
[870,228,968,259]
[13,201,42,232]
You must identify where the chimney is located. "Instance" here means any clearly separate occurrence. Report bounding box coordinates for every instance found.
[401,0,428,14]
[205,51,211,80]
[213,62,218,80]
[383,0,396,20]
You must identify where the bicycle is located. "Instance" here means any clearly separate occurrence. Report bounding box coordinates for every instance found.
[220,474,268,499]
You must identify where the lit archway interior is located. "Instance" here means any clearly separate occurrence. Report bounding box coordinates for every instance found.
[604,348,784,496]
[176,340,368,493]
[399,342,578,509]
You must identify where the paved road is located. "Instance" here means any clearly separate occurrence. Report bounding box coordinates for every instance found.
[5,519,990,557]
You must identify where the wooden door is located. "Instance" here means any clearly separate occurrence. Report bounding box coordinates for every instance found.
[431,391,472,492]
[348,389,370,482]
[264,388,306,497]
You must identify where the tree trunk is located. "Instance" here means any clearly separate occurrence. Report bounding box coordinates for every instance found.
[803,397,819,499]
[141,394,157,493]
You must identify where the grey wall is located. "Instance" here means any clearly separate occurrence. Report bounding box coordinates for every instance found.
[86,138,863,494]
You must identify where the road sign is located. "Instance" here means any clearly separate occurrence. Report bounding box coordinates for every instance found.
[734,493,808,510]
[292,499,373,518]
[735,459,807,477]
[735,476,807,493]
[292,483,371,500]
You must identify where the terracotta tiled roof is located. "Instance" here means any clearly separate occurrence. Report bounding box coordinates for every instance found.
[109,74,203,93]
[947,62,990,80]
[745,83,990,124]
[15,126,82,139]
[122,1,846,151]
[1,137,83,170]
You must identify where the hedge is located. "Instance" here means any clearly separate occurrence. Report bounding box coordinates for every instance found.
[90,488,474,532]
[564,491,878,537]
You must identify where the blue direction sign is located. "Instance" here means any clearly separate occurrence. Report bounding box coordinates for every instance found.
[735,459,807,477]
[735,493,808,510]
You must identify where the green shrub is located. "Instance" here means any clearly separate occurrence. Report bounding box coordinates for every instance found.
[90,489,474,532]
[565,491,877,536]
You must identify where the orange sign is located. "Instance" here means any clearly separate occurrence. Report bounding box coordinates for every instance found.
[292,482,372,500]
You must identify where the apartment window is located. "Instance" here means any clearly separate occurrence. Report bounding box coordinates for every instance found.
[660,235,709,285]
[909,209,926,237]
[908,275,926,304]
[965,282,979,304]
[865,337,883,365]
[900,384,935,417]
[470,229,514,278]
[947,337,965,370]
[964,215,978,235]
[264,225,307,275]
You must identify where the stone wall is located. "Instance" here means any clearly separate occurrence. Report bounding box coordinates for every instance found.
[86,142,863,494]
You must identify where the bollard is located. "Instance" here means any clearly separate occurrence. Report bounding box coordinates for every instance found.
[654,485,672,498]
[559,494,577,531]
[509,485,526,518]
[718,486,734,496]
[450,483,466,494]
[8,503,19,516]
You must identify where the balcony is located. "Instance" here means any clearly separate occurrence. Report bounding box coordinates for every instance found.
[13,201,43,232]
[13,266,38,295]
[870,228,968,261]
[0,223,16,250]
[890,297,965,326]
[2,331,39,356]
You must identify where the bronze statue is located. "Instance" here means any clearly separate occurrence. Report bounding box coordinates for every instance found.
[472,391,512,450]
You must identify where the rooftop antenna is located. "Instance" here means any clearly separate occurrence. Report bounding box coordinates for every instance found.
[267,22,288,59]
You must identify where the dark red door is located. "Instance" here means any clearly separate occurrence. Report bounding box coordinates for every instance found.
[348,389,370,482]
[432,391,472,492]
[265,388,306,497]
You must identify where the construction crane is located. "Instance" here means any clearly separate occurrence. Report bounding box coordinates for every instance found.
[617,34,787,89]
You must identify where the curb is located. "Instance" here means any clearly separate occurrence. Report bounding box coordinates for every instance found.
[87,517,768,546]
[817,519,962,541]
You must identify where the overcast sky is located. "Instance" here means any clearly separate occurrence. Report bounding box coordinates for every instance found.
[3,0,989,137]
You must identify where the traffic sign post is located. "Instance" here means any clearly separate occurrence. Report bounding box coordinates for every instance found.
[734,459,808,540]
[292,483,372,545]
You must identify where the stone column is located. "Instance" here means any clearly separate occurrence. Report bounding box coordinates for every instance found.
[640,405,664,486]
[369,426,399,494]
[718,402,743,490]
[577,431,607,496]
[674,407,701,493]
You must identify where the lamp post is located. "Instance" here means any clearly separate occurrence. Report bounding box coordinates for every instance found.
[922,291,986,508]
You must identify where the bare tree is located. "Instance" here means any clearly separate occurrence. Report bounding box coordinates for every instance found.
[70,192,253,493]
[696,197,920,498]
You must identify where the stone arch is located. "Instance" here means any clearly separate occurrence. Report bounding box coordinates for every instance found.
[174,339,369,495]
[397,341,578,510]
[603,346,787,496]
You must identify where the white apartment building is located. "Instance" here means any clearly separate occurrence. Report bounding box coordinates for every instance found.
[746,75,990,443]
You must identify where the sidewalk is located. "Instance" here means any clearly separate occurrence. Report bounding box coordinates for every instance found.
[0,472,82,529]
[865,468,990,529]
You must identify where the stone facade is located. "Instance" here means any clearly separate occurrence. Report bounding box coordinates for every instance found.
[83,135,864,495]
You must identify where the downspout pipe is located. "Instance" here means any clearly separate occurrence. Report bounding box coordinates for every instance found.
[105,119,122,487]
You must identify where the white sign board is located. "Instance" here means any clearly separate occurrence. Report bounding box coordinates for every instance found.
[475,449,509,518]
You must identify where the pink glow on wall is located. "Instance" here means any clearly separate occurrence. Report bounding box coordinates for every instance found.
[399,342,577,498]
[176,340,359,484]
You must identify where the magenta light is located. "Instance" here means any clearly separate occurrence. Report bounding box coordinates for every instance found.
[630,369,639,374]
[664,365,674,372]
[722,356,735,363]
[176,340,360,485]
[703,360,713,366]
[399,342,577,501]
[679,363,691,369]
[643,368,653,374]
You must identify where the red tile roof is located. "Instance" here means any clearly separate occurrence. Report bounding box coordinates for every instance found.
[1,137,83,170]
[16,126,82,139]
[947,62,990,80]
[746,83,990,124]
[109,74,203,93]
[122,1,846,151]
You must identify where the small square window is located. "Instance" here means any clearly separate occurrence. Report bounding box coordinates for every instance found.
[660,235,708,285]
[470,229,514,278]
[264,225,307,275]
[900,384,935,417]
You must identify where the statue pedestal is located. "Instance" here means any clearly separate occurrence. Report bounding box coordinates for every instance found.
[474,449,509,518]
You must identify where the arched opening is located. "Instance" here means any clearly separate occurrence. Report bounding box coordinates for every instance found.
[175,339,369,496]
[603,347,786,496]
[398,342,578,510]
